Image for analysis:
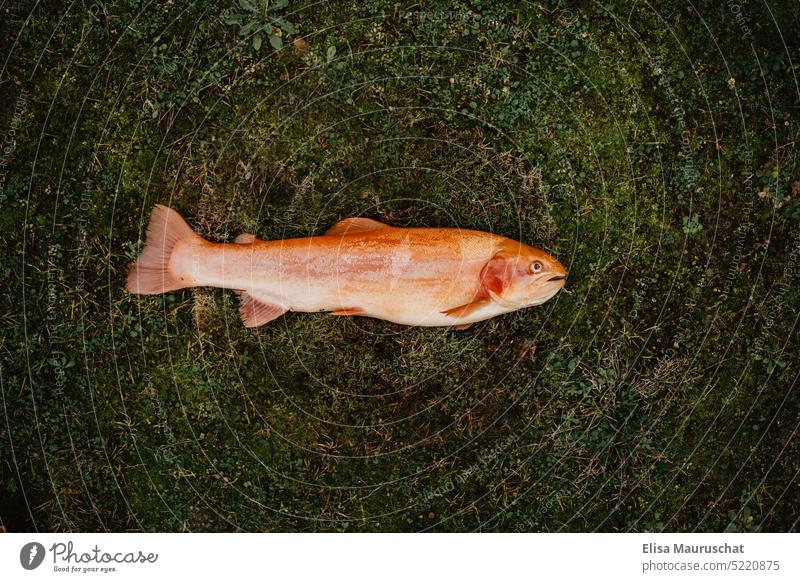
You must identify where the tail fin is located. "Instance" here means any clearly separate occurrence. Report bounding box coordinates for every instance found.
[126,205,202,294]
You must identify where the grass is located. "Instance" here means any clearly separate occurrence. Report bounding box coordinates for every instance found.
[1,0,798,532]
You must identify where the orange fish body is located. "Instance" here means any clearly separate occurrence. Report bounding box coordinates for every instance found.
[127,206,567,328]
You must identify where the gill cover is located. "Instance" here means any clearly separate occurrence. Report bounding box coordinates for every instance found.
[441,250,517,317]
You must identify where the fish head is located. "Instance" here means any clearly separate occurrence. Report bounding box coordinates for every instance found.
[482,242,567,308]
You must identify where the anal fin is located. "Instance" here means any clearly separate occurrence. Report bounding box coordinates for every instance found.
[237,291,287,327]
[330,307,365,316]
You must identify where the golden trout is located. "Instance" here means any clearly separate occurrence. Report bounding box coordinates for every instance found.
[126,205,567,328]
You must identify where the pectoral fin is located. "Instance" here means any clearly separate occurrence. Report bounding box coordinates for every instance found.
[442,297,491,319]
[237,291,287,327]
[325,217,391,236]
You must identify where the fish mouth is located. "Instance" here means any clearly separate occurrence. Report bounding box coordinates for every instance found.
[548,275,566,282]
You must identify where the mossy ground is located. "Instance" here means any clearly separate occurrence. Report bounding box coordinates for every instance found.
[1,0,798,532]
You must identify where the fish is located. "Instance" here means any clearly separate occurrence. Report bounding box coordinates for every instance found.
[126,205,567,329]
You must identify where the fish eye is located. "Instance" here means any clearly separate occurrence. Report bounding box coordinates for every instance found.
[530,261,543,274]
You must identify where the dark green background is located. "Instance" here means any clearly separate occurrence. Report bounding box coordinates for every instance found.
[1,0,798,532]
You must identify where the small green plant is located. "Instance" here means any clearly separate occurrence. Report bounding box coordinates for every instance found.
[682,214,702,235]
[782,198,800,221]
[223,0,298,51]
[725,507,761,532]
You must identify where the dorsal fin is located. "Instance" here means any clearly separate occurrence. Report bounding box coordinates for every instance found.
[234,233,257,244]
[325,217,390,237]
